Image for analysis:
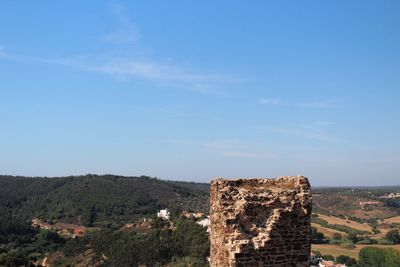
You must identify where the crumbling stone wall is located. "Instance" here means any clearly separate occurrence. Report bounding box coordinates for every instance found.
[210,176,312,267]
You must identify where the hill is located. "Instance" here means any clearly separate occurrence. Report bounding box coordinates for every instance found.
[312,186,400,220]
[0,174,209,227]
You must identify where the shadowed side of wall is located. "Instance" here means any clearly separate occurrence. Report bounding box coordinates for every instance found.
[210,176,312,267]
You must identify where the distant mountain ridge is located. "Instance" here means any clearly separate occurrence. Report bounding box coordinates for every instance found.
[0,174,210,226]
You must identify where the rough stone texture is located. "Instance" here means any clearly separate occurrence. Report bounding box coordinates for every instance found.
[210,176,312,267]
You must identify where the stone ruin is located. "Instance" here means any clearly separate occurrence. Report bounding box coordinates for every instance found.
[210,176,312,267]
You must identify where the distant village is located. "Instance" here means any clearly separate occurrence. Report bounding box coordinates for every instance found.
[379,192,400,199]
[157,209,210,231]
[31,218,86,238]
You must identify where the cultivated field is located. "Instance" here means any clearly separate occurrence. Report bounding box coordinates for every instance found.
[311,223,344,239]
[382,215,400,224]
[317,213,372,232]
[312,244,400,259]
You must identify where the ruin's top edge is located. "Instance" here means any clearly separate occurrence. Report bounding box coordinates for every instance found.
[211,176,310,189]
[212,175,307,182]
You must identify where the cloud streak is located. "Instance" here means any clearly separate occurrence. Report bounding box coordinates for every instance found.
[0,46,7,58]
[0,51,236,95]
[0,6,239,94]
[258,98,280,105]
[91,58,235,90]
[104,4,141,45]
[258,98,339,108]
[294,100,338,108]
[267,127,336,142]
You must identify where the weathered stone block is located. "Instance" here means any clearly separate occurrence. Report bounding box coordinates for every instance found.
[210,176,312,267]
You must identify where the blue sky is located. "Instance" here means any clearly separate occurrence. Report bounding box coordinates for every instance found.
[1,1,399,186]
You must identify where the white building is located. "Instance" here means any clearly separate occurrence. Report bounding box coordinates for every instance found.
[196,217,210,232]
[157,209,170,220]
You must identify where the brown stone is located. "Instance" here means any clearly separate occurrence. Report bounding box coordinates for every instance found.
[210,176,312,267]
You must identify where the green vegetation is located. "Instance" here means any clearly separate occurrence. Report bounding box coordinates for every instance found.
[0,175,209,226]
[314,247,400,267]
[0,217,64,266]
[359,247,400,267]
[57,217,209,266]
[335,255,357,266]
[311,226,326,244]
[385,229,400,244]
[332,232,342,241]
[383,199,400,209]
[2,175,400,266]
[0,175,210,266]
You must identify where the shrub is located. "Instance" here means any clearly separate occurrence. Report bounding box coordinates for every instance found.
[378,238,394,245]
[312,250,322,257]
[311,227,326,244]
[332,232,342,241]
[171,256,208,267]
[336,255,357,267]
[340,242,356,249]
[347,232,359,243]
[329,239,343,245]
[324,254,334,261]
[385,229,400,244]
[372,226,381,234]
[357,239,373,245]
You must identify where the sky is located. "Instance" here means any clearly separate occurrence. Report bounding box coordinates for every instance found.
[0,1,399,186]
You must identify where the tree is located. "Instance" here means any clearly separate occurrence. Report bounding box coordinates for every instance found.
[324,255,334,261]
[171,256,208,267]
[347,231,358,243]
[359,247,400,267]
[0,251,32,267]
[81,205,96,227]
[332,232,342,241]
[38,229,64,243]
[311,227,325,244]
[336,255,357,266]
[172,218,209,260]
[385,229,400,244]
[372,226,381,234]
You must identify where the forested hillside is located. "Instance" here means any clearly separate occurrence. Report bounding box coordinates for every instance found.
[0,175,211,266]
[0,175,209,226]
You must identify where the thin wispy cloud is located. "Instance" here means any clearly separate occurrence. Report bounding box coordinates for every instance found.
[258,98,280,105]
[91,58,234,89]
[0,49,234,93]
[95,4,238,92]
[295,100,338,108]
[0,46,7,58]
[267,127,336,142]
[258,98,339,108]
[0,46,72,65]
[104,4,141,45]
[0,6,239,95]
[257,121,338,142]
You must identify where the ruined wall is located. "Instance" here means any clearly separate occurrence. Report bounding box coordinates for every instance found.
[210,176,312,267]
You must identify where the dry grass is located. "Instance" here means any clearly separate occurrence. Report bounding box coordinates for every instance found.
[382,216,400,224]
[312,244,400,259]
[317,213,373,232]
